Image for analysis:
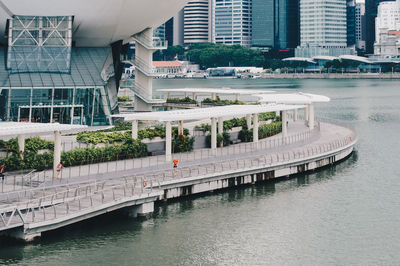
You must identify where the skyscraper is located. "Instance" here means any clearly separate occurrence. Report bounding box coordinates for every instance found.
[365,0,395,54]
[347,0,356,47]
[252,0,299,50]
[374,0,400,56]
[296,0,354,57]
[355,2,366,51]
[213,0,252,47]
[184,0,212,44]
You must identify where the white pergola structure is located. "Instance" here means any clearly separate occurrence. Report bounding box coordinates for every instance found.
[256,93,330,130]
[113,104,304,161]
[158,88,275,101]
[0,122,87,177]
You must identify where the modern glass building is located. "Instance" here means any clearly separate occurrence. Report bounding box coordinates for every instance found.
[0,0,188,125]
[213,0,252,47]
[296,0,354,57]
[0,15,115,125]
[252,0,299,49]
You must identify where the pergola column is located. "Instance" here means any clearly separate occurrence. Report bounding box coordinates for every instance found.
[218,117,224,147]
[212,93,216,100]
[282,110,288,142]
[131,120,138,139]
[246,114,252,129]
[235,94,239,101]
[253,113,259,144]
[165,121,172,161]
[53,130,61,177]
[178,120,184,135]
[309,104,315,130]
[293,109,298,121]
[304,105,309,126]
[211,117,217,152]
[17,134,25,158]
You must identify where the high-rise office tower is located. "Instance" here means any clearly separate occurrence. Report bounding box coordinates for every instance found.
[374,0,400,56]
[296,0,354,57]
[184,0,212,44]
[365,0,395,54]
[251,0,299,50]
[212,0,252,47]
[347,0,356,47]
[154,24,166,42]
[355,2,366,51]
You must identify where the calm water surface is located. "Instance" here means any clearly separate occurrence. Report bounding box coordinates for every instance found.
[1,79,400,265]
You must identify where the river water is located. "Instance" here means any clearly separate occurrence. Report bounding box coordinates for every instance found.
[1,79,400,265]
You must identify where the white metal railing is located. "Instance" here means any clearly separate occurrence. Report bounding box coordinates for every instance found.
[131,57,158,76]
[133,34,168,50]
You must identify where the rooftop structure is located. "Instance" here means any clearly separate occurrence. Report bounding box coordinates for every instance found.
[113,103,305,160]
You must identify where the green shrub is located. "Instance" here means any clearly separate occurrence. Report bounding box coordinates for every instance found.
[239,121,282,142]
[118,96,132,102]
[167,97,197,104]
[61,139,148,167]
[202,98,245,106]
[205,132,231,147]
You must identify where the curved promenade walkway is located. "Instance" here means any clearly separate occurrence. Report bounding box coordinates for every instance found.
[0,120,357,241]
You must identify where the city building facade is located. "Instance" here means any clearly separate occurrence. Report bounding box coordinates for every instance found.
[212,0,252,47]
[355,2,366,51]
[251,0,299,50]
[365,0,395,54]
[374,0,400,56]
[184,0,212,44]
[296,0,354,57]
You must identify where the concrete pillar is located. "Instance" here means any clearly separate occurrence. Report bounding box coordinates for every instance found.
[192,92,196,100]
[167,92,171,98]
[235,94,239,101]
[126,202,155,218]
[282,110,288,142]
[131,120,138,139]
[218,117,224,134]
[218,117,224,147]
[309,104,315,130]
[211,117,217,151]
[275,111,280,117]
[53,130,61,177]
[253,114,259,143]
[246,114,252,129]
[304,105,309,126]
[17,134,25,158]
[212,93,216,100]
[293,109,298,121]
[178,120,183,135]
[165,121,172,161]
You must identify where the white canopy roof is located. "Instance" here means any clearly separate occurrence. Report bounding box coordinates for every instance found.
[0,122,87,137]
[113,104,304,122]
[158,88,275,95]
[256,93,330,105]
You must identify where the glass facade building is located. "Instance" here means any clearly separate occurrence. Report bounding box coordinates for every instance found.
[0,15,116,125]
[213,0,252,47]
[252,0,299,49]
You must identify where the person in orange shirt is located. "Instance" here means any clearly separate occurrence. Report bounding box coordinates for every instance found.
[173,159,179,174]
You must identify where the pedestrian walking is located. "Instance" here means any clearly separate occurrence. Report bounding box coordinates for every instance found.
[173,159,179,174]
[0,163,5,181]
[56,163,64,178]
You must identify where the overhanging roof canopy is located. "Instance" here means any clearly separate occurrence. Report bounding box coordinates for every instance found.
[256,93,330,105]
[112,104,304,122]
[0,122,87,137]
[158,88,275,95]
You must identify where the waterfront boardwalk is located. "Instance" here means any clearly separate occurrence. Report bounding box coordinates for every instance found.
[0,121,357,241]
